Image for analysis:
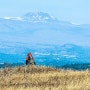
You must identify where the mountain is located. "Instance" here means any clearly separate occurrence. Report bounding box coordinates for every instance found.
[0,12,90,67]
[23,12,59,22]
[0,12,90,46]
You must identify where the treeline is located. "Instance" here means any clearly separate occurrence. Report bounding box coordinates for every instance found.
[57,63,90,70]
[0,62,90,70]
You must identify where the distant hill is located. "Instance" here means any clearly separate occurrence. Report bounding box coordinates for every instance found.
[0,42,90,69]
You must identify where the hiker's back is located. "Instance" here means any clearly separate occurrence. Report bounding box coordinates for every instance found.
[28,56,35,65]
[26,52,36,65]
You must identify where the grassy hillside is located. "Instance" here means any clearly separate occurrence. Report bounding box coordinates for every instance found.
[0,65,90,90]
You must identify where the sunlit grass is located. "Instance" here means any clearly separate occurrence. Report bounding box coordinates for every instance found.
[0,65,90,90]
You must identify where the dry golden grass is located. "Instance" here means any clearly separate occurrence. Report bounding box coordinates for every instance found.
[0,65,90,90]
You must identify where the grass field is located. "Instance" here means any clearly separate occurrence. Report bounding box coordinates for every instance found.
[0,65,90,90]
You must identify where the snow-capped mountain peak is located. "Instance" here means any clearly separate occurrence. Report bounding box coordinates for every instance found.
[2,12,59,22]
[23,12,59,22]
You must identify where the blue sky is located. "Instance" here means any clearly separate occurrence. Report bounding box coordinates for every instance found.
[0,0,90,24]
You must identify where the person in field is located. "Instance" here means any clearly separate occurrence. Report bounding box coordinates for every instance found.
[26,52,36,65]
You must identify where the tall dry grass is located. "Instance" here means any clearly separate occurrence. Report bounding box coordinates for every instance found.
[0,65,90,90]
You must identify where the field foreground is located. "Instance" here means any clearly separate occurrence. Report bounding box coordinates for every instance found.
[0,65,90,90]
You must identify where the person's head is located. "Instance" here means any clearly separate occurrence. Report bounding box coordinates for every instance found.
[27,52,32,56]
